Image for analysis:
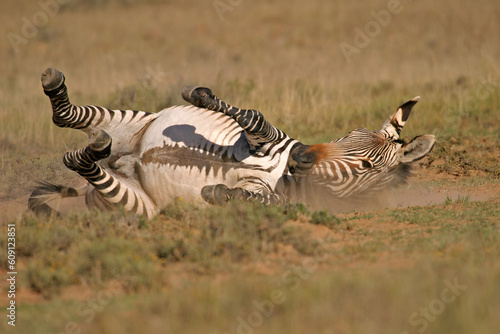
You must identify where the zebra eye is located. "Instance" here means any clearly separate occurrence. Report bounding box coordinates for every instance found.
[361,160,373,168]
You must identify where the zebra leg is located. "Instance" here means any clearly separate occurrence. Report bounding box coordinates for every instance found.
[201,184,288,206]
[41,68,157,154]
[182,86,287,148]
[63,129,158,218]
[42,67,96,130]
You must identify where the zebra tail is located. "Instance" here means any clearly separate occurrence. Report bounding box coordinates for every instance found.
[28,181,83,217]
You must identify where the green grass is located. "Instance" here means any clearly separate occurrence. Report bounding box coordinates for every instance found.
[12,265,500,334]
[2,199,499,333]
[1,0,500,333]
[0,202,331,298]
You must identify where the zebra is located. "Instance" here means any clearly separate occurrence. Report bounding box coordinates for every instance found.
[29,67,435,218]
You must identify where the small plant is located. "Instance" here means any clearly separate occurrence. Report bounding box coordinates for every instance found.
[455,195,470,204]
[284,202,310,220]
[310,210,341,229]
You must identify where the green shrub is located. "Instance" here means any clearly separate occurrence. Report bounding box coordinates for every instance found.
[310,210,341,228]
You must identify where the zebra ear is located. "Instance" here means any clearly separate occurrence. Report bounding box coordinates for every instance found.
[400,135,436,163]
[382,96,420,139]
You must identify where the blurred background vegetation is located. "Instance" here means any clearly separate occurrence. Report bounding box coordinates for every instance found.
[0,0,499,333]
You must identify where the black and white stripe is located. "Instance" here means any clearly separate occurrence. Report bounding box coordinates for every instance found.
[32,68,434,217]
[61,129,157,217]
[42,68,158,153]
[182,86,289,149]
[41,68,159,217]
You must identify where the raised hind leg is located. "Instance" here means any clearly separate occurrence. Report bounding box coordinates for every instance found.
[63,129,158,218]
[182,86,291,149]
[41,68,158,154]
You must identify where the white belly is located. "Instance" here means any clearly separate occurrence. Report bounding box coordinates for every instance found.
[137,105,283,206]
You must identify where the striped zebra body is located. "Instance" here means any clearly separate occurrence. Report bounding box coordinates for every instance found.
[31,68,435,218]
[138,105,297,206]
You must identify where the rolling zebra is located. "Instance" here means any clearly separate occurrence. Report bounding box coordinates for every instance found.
[29,68,435,218]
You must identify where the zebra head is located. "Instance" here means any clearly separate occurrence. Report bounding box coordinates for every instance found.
[379,96,436,166]
[288,97,436,198]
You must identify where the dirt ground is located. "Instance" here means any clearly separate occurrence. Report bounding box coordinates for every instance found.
[5,152,499,306]
[2,159,497,221]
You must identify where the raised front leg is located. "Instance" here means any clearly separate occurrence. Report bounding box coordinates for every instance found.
[63,129,158,218]
[182,86,289,148]
[201,184,288,206]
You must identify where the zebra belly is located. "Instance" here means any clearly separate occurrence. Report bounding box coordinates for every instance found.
[137,105,276,206]
[138,162,240,205]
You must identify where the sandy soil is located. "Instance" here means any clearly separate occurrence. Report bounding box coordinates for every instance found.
[2,164,499,222]
[4,162,499,306]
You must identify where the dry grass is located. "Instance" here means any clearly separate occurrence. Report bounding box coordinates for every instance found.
[0,0,499,333]
[2,0,499,209]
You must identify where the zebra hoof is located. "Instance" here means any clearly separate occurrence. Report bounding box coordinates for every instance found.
[201,184,230,205]
[89,129,112,153]
[288,143,317,175]
[182,86,213,108]
[41,68,65,91]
